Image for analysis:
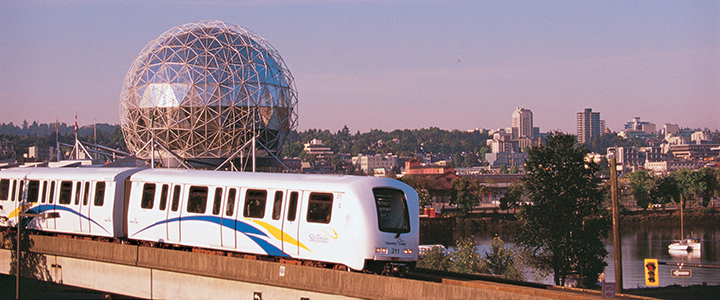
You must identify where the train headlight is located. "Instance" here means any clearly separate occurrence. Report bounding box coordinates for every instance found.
[375,247,388,254]
[403,249,413,255]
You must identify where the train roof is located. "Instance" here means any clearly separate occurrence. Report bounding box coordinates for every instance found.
[130,168,408,192]
[0,167,414,194]
[0,167,144,181]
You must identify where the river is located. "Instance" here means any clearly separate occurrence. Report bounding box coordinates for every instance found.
[472,227,720,288]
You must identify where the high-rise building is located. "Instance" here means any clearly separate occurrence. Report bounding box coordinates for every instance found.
[577,108,602,144]
[511,107,533,139]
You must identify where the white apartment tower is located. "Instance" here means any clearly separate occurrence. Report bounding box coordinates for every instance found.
[512,107,533,139]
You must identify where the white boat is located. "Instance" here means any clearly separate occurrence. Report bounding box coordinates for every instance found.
[667,195,701,254]
[668,239,701,252]
[668,248,701,259]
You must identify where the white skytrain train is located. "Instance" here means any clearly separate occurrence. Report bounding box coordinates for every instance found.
[0,167,419,273]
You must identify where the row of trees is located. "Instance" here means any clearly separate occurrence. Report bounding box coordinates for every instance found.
[624,167,720,209]
[282,126,491,163]
[3,122,496,167]
[417,237,524,281]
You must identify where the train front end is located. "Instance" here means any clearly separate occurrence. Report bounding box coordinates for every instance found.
[363,181,419,275]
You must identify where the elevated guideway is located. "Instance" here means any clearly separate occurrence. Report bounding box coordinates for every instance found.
[0,233,644,299]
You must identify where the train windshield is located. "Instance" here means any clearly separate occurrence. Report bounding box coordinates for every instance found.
[373,188,410,234]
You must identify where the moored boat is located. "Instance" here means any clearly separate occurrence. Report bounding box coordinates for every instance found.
[668,238,701,252]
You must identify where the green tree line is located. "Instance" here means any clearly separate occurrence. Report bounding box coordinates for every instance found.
[623,167,720,209]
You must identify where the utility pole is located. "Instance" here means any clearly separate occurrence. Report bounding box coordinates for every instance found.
[610,156,623,293]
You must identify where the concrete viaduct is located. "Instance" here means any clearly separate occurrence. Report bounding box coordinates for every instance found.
[0,234,642,299]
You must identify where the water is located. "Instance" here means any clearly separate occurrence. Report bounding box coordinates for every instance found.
[471,228,720,288]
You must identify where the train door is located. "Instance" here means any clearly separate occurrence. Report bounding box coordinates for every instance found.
[79,181,91,233]
[166,184,182,243]
[221,187,238,248]
[11,179,25,226]
[56,180,77,232]
[25,180,41,230]
[45,180,57,230]
[282,191,303,256]
[0,178,12,226]
[266,190,285,253]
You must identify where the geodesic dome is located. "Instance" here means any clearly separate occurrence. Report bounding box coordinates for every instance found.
[119,20,298,164]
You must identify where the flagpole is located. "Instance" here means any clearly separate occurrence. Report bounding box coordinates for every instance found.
[74,113,79,160]
[55,116,60,161]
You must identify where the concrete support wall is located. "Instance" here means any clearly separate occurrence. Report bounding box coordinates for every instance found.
[0,234,600,299]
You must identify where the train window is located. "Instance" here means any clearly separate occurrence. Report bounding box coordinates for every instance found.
[171,185,181,212]
[287,192,298,222]
[27,180,40,202]
[48,181,55,204]
[17,180,24,202]
[272,191,283,220]
[373,188,410,234]
[94,182,106,206]
[212,187,222,215]
[0,179,8,201]
[40,180,47,203]
[158,184,168,211]
[74,182,81,205]
[243,189,267,218]
[40,181,46,203]
[225,188,236,216]
[10,180,23,201]
[82,182,90,206]
[10,180,17,201]
[187,186,208,214]
[141,183,156,209]
[59,181,73,204]
[307,193,333,224]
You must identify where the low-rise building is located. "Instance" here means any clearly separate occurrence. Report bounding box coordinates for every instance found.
[352,154,398,174]
[670,143,720,160]
[27,146,54,162]
[644,160,698,176]
[485,152,527,170]
[303,139,333,158]
[0,138,14,159]
[607,146,665,171]
[404,160,455,175]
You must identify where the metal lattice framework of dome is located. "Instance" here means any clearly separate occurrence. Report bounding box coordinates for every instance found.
[120,20,298,167]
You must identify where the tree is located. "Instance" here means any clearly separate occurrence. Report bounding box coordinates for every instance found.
[650,175,680,205]
[515,131,609,288]
[499,164,508,174]
[499,181,524,212]
[626,170,654,209]
[668,168,720,208]
[695,167,720,207]
[417,188,432,208]
[482,237,523,280]
[448,236,485,274]
[450,177,478,217]
[417,246,449,271]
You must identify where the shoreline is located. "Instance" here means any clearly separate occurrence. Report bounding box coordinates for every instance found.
[420,209,720,245]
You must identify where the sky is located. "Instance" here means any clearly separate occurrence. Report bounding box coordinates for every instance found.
[0,0,718,134]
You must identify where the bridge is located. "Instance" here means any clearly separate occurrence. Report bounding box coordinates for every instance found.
[0,232,636,299]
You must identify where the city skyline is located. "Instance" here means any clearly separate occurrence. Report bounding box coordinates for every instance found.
[1,1,718,134]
